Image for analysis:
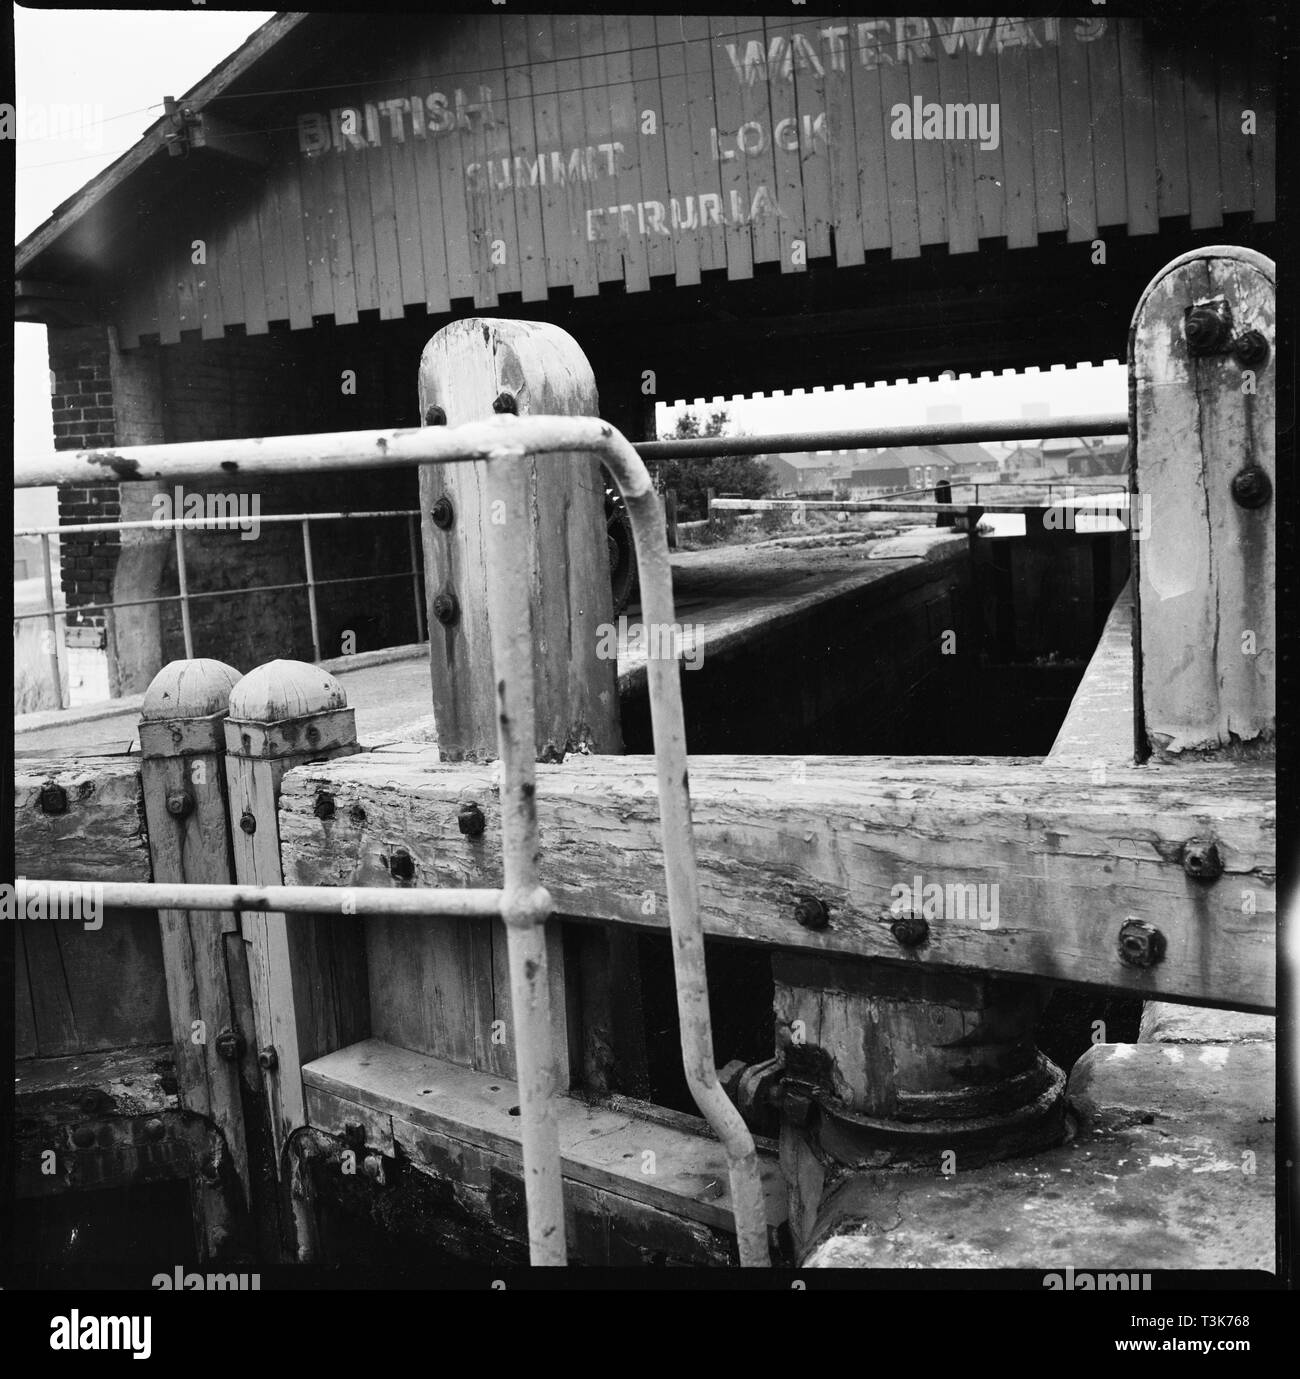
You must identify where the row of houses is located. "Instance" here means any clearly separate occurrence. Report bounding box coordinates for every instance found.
[766,438,1127,498]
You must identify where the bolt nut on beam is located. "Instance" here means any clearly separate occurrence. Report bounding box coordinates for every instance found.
[432,590,460,627]
[144,1118,166,1142]
[165,789,194,819]
[1181,837,1223,882]
[214,1028,244,1062]
[424,404,446,426]
[430,494,455,530]
[71,1126,97,1149]
[1184,299,1232,356]
[39,783,68,816]
[457,802,486,837]
[793,894,829,930]
[1232,329,1269,368]
[258,1046,278,1072]
[491,391,519,415]
[1230,466,1272,510]
[313,792,335,820]
[890,911,930,948]
[1117,917,1166,969]
[238,811,257,835]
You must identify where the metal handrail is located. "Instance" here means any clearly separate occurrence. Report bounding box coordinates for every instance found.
[17,415,772,1269]
[13,508,426,704]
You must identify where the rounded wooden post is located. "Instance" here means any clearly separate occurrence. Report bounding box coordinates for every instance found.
[1129,246,1275,760]
[139,657,252,1260]
[416,317,621,762]
[224,660,365,1205]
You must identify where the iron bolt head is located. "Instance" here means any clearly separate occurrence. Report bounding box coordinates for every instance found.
[258,1046,278,1072]
[1232,330,1269,368]
[1230,466,1272,509]
[39,783,68,815]
[389,847,415,881]
[71,1126,96,1149]
[492,391,519,415]
[432,591,460,627]
[239,811,257,835]
[1181,838,1223,881]
[793,894,829,930]
[314,792,336,820]
[165,789,194,819]
[458,802,486,838]
[430,495,455,530]
[143,1118,166,1142]
[1117,918,1166,969]
[1184,300,1232,356]
[214,1028,243,1062]
[424,403,446,426]
[890,912,930,948]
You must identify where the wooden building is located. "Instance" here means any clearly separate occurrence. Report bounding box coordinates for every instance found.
[15,12,1278,691]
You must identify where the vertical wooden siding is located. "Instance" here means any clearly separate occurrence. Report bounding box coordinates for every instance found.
[117,16,1274,348]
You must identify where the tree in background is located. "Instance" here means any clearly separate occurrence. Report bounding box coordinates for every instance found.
[654,409,775,520]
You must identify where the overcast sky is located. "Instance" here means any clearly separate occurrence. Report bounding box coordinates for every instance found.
[13,7,1125,525]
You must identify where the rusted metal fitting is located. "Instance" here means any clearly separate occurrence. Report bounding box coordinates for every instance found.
[1181,837,1223,882]
[165,789,194,819]
[214,1028,244,1062]
[430,494,455,530]
[432,590,460,626]
[71,1126,97,1149]
[258,1045,279,1072]
[492,391,519,415]
[389,847,415,881]
[424,403,446,426]
[1117,917,1166,969]
[890,911,929,948]
[793,894,829,930]
[1230,466,1272,509]
[39,783,68,816]
[776,1083,816,1129]
[1184,298,1232,356]
[362,1154,387,1185]
[313,791,336,820]
[1232,329,1269,368]
[144,1118,166,1142]
[238,811,257,835]
[458,802,486,837]
[718,1059,747,1102]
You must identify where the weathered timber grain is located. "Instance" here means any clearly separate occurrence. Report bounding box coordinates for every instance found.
[279,750,1275,1011]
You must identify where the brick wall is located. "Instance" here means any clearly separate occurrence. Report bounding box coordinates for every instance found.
[48,326,122,627]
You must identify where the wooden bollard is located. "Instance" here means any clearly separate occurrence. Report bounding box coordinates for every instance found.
[415,319,643,1097]
[417,317,621,762]
[139,657,253,1260]
[1130,246,1275,759]
[224,660,366,1181]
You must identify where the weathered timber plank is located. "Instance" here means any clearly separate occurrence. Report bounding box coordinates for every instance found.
[15,757,150,882]
[303,1039,787,1237]
[280,752,1275,1011]
[308,1096,736,1265]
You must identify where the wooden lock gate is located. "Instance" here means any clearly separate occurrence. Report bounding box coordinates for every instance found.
[13,248,1275,1270]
